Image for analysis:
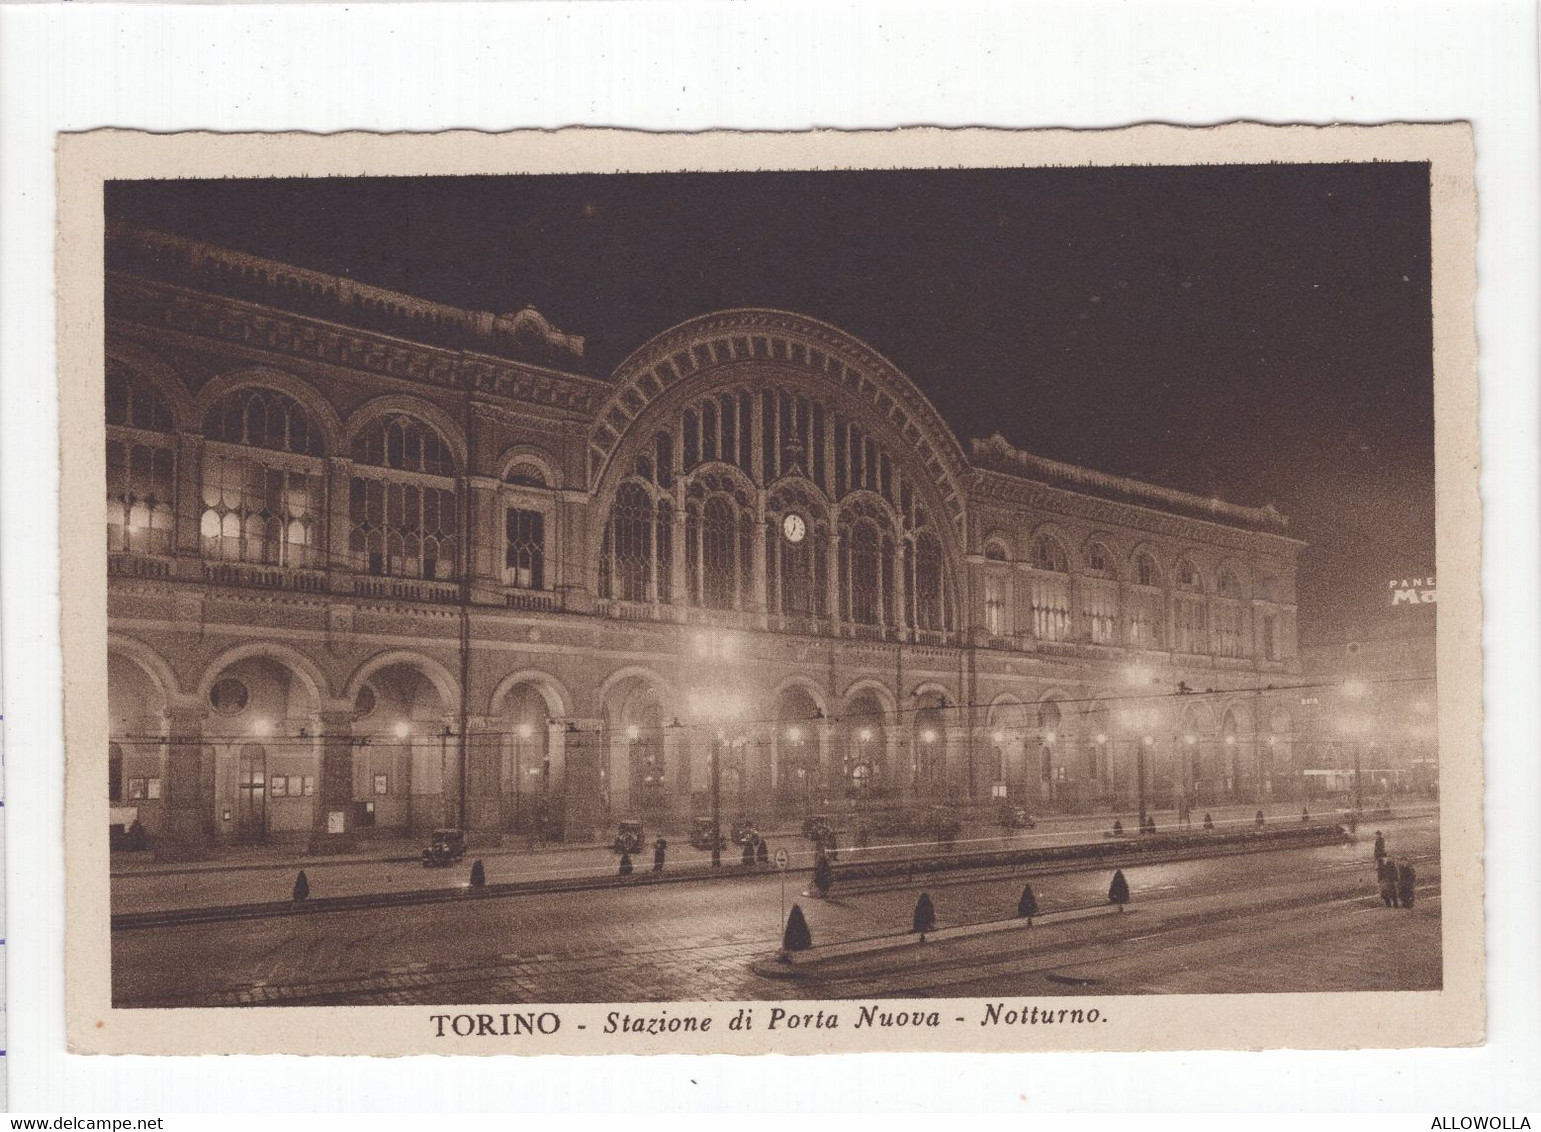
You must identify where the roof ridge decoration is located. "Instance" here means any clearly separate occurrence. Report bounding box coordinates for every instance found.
[969,432,1290,533]
[590,308,971,527]
[105,222,587,369]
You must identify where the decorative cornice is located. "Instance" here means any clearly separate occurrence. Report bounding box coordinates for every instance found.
[107,223,587,368]
[108,275,612,416]
[968,433,1296,539]
[968,468,1304,555]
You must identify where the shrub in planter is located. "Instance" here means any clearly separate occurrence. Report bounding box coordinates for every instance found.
[813,851,834,896]
[292,870,310,902]
[912,892,937,933]
[782,904,813,952]
[1108,869,1130,906]
[1017,883,1038,920]
[470,859,486,888]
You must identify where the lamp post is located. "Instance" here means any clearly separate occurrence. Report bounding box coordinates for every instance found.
[687,630,743,869]
[1342,678,1369,816]
[515,721,534,833]
[787,726,809,813]
[1138,735,1152,826]
[918,727,937,799]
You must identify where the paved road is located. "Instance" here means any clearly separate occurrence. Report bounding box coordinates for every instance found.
[111,813,1438,1007]
[110,801,1430,915]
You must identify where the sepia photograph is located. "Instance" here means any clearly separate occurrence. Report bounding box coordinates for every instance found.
[59,125,1481,1055]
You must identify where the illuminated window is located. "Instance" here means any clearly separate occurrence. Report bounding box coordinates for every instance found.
[504,508,545,589]
[105,367,176,556]
[913,533,945,631]
[348,414,459,581]
[984,574,1005,637]
[1085,541,1114,577]
[600,481,659,603]
[1176,556,1202,590]
[1032,535,1070,573]
[1135,551,1163,588]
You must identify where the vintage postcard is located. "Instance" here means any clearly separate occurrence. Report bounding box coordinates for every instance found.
[59,124,1481,1055]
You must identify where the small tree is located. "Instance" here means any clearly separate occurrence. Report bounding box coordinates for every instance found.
[912,892,937,933]
[618,852,633,877]
[782,904,813,953]
[1017,883,1039,920]
[1108,869,1130,907]
[470,859,486,888]
[1112,819,1124,837]
[292,870,310,902]
[813,851,833,896]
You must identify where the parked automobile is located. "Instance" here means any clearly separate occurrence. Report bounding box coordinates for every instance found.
[997,803,1036,830]
[688,817,726,851]
[612,819,646,855]
[421,828,467,868]
[730,817,760,845]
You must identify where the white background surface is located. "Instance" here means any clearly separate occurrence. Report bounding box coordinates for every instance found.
[1,0,1537,1114]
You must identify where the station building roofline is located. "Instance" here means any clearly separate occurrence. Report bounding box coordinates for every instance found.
[108,222,1299,542]
[968,432,1299,539]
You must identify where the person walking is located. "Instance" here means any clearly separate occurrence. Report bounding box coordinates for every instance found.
[1377,859,1397,907]
[1398,861,1417,909]
[1373,831,1386,867]
[652,837,667,873]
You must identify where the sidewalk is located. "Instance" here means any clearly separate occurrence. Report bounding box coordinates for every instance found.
[113,799,1431,878]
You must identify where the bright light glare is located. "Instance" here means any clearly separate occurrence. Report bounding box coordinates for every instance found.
[920,728,937,743]
[1341,679,1369,700]
[859,727,873,742]
[251,718,274,737]
[786,726,803,743]
[392,721,411,739]
[518,722,535,740]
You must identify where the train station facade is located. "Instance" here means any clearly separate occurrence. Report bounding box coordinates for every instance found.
[103,224,1308,858]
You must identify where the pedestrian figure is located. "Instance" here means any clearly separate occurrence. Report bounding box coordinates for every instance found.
[741,839,755,867]
[856,824,870,850]
[1373,831,1386,865]
[825,830,839,862]
[618,851,633,877]
[1255,809,1265,827]
[812,850,833,897]
[756,838,770,866]
[1203,812,1214,830]
[1146,815,1157,835]
[1301,806,1311,823]
[652,837,667,873]
[1377,861,1397,907]
[1398,862,1416,909]
[1112,819,1124,837]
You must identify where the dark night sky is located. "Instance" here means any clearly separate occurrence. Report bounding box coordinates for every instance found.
[106,165,1436,645]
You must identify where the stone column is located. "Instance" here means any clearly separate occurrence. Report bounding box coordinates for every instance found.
[826,533,842,633]
[558,719,605,843]
[670,505,687,612]
[891,541,909,640]
[173,433,204,559]
[462,715,503,845]
[156,701,210,861]
[751,491,768,628]
[308,706,358,854]
[326,456,354,585]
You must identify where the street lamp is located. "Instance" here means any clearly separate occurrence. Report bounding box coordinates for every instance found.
[686,686,744,868]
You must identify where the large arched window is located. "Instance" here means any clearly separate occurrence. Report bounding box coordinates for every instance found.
[683,475,753,611]
[847,520,882,625]
[348,413,459,580]
[765,484,829,624]
[913,532,945,632]
[105,366,176,555]
[1125,549,1165,648]
[599,481,660,603]
[1029,535,1072,642]
[200,388,325,567]
[1081,542,1119,645]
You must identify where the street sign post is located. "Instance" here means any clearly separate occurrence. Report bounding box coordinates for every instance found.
[774,847,790,936]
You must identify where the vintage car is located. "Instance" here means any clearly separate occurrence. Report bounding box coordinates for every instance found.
[688,817,727,851]
[612,819,646,855]
[730,817,760,845]
[997,803,1036,830]
[420,828,467,868]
